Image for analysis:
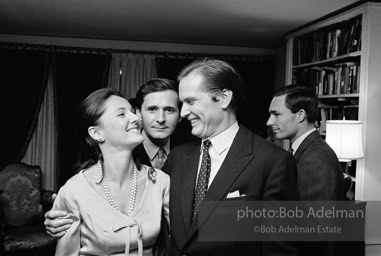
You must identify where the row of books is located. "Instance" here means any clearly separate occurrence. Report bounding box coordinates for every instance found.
[293,15,362,65]
[318,105,358,135]
[293,62,360,96]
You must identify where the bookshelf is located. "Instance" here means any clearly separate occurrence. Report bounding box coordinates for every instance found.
[286,1,381,201]
[285,1,381,250]
[292,13,362,137]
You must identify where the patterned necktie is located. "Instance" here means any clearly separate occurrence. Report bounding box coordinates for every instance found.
[154,147,166,169]
[192,140,212,220]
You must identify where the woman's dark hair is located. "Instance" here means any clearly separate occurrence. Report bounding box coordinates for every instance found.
[74,88,141,172]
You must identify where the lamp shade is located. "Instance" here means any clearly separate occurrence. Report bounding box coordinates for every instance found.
[325,120,364,161]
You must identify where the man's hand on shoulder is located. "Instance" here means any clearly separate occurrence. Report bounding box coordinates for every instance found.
[44,210,73,238]
[44,193,73,238]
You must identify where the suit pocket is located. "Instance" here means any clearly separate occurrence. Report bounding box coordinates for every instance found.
[220,195,260,209]
[224,195,259,201]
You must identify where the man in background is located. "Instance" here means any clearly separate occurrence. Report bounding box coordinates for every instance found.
[267,85,344,201]
[267,85,344,256]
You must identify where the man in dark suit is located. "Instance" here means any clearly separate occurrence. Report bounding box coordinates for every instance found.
[166,59,299,256]
[267,85,344,255]
[267,85,344,200]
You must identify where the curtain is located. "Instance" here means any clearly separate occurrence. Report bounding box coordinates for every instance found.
[108,53,157,100]
[0,49,49,170]
[22,57,58,191]
[55,52,111,187]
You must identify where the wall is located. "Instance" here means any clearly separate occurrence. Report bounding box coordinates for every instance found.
[273,43,287,90]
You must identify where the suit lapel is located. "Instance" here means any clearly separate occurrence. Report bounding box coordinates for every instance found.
[180,143,201,232]
[185,127,255,241]
[293,130,320,163]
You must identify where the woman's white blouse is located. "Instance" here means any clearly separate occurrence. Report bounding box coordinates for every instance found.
[53,165,170,256]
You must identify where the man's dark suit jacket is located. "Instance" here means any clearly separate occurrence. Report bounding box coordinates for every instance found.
[294,130,344,201]
[166,126,299,256]
[294,130,344,256]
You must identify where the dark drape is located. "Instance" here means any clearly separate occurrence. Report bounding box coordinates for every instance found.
[156,58,199,145]
[0,49,49,170]
[156,58,192,82]
[229,59,276,138]
[55,53,111,187]
[156,57,276,139]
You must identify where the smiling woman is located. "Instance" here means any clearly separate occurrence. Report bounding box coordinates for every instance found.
[45,88,170,256]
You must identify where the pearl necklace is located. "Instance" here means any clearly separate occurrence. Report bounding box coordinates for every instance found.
[97,160,138,216]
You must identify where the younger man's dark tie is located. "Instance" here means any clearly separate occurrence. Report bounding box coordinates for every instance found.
[154,147,166,169]
[192,140,211,220]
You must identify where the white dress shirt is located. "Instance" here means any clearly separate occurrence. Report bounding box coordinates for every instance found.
[196,121,239,189]
[290,128,316,155]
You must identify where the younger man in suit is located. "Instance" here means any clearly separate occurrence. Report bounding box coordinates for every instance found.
[132,78,182,169]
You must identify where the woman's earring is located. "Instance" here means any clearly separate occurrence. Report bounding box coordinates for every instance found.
[98,137,105,143]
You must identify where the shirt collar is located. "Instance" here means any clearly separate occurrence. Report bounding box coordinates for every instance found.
[142,130,170,161]
[202,121,239,155]
[291,128,316,153]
